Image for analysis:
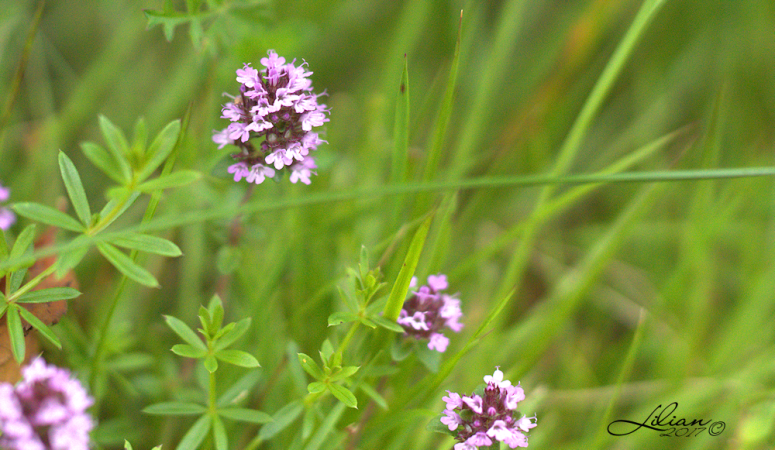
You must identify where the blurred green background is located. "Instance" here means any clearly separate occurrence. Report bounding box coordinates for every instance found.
[2,0,775,449]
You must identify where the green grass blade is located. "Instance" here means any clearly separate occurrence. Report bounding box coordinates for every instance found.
[390,56,410,226]
[382,214,433,322]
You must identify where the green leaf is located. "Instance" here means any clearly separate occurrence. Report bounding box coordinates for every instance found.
[137,119,181,181]
[329,366,359,382]
[143,401,207,415]
[8,224,36,270]
[97,242,159,287]
[297,353,325,381]
[368,314,405,333]
[214,349,260,368]
[12,203,85,232]
[208,295,224,331]
[98,115,131,164]
[307,381,326,394]
[110,232,182,257]
[8,268,27,294]
[217,370,262,407]
[204,354,218,373]
[18,306,62,348]
[136,170,200,192]
[214,317,251,351]
[98,190,140,230]
[171,344,207,359]
[58,151,91,226]
[175,414,211,450]
[131,117,148,160]
[258,401,303,440]
[16,287,81,303]
[124,440,133,450]
[6,305,25,363]
[383,214,433,321]
[218,408,273,424]
[81,141,127,184]
[327,311,359,327]
[212,414,228,450]
[164,315,206,350]
[328,383,357,409]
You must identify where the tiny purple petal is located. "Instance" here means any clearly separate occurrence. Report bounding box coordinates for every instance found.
[427,274,448,291]
[442,391,463,410]
[428,332,449,352]
[462,395,483,414]
[466,432,492,447]
[440,409,463,431]
[516,414,537,432]
[504,383,525,410]
[0,208,15,230]
[227,163,250,182]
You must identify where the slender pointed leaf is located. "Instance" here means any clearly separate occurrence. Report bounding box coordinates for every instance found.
[218,408,273,424]
[18,306,61,348]
[143,402,207,415]
[164,315,206,350]
[212,414,228,450]
[214,317,250,351]
[110,232,182,257]
[171,344,207,358]
[17,287,81,303]
[204,354,218,373]
[137,119,181,181]
[6,305,25,363]
[307,381,326,394]
[136,170,200,192]
[214,349,260,368]
[58,152,91,226]
[81,141,127,184]
[327,311,359,327]
[368,314,405,333]
[329,366,359,382]
[297,353,325,380]
[98,115,132,172]
[8,224,36,270]
[328,383,357,409]
[175,414,211,450]
[97,242,159,287]
[13,203,84,232]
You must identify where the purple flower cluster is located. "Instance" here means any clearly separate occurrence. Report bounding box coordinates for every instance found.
[0,181,15,230]
[213,50,329,185]
[441,368,537,449]
[397,274,463,353]
[0,358,94,450]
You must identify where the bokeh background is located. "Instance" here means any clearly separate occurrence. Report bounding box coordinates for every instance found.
[1,0,775,449]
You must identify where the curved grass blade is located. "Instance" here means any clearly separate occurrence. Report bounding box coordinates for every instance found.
[175,414,211,450]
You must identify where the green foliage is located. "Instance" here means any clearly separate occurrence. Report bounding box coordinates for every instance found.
[3,0,775,449]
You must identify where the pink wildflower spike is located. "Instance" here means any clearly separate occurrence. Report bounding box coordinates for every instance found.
[396,273,464,353]
[213,50,328,185]
[439,368,536,448]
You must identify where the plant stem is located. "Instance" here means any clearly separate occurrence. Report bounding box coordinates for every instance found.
[6,263,57,301]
